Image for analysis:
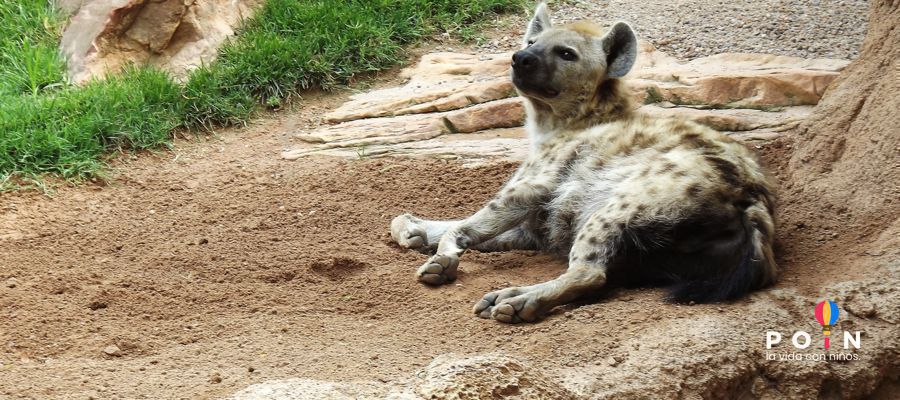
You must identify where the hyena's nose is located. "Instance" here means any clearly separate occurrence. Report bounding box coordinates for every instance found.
[512,50,539,72]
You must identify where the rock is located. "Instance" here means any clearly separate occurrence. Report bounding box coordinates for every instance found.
[285,96,524,160]
[297,113,447,145]
[228,378,415,400]
[126,0,188,53]
[305,128,528,166]
[443,98,525,133]
[629,51,849,107]
[638,104,813,132]
[558,282,899,399]
[286,102,805,163]
[284,42,849,162]
[282,113,448,160]
[227,353,574,400]
[5,277,18,288]
[54,0,86,17]
[61,0,263,83]
[320,41,846,125]
[102,345,122,357]
[831,280,899,324]
[729,130,784,143]
[414,354,577,399]
[324,52,515,123]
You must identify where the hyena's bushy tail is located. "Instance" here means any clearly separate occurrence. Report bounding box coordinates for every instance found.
[667,198,777,303]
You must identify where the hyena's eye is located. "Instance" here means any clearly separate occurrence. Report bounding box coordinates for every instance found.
[527,40,535,47]
[555,47,578,61]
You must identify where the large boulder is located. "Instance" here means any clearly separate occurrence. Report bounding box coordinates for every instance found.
[59,0,262,83]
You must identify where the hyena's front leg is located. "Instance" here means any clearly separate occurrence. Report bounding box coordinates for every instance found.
[474,209,623,323]
[391,215,541,253]
[390,214,458,252]
[417,181,551,285]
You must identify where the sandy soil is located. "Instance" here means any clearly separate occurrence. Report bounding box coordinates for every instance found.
[0,84,894,398]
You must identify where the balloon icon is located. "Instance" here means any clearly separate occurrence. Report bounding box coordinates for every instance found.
[815,300,840,349]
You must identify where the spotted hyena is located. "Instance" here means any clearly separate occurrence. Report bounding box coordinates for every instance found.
[390,3,776,323]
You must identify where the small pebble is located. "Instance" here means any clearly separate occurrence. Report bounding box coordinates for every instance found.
[102,345,122,357]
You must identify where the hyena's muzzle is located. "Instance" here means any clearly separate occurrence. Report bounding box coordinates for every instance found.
[511,48,559,98]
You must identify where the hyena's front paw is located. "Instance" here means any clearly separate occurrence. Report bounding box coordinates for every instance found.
[390,214,430,251]
[416,254,459,285]
[473,287,544,323]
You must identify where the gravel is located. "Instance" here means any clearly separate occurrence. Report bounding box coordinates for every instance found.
[477,0,869,60]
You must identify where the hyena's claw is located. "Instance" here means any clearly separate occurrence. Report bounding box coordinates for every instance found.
[390,214,430,251]
[416,254,459,285]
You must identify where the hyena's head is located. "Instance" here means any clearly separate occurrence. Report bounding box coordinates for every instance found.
[511,3,637,109]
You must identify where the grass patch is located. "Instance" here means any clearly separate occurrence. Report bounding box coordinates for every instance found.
[0,1,65,96]
[0,0,523,185]
[199,0,523,122]
[1,68,185,179]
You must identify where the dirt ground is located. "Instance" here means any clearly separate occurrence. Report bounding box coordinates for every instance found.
[0,83,895,399]
[1,4,898,398]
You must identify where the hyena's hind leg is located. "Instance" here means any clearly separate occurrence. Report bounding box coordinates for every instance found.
[391,214,541,253]
[474,211,622,323]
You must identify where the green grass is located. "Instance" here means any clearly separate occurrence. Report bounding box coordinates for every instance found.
[0,1,65,97]
[0,0,522,185]
[1,68,185,178]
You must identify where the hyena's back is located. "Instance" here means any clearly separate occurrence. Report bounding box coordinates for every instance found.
[544,115,777,302]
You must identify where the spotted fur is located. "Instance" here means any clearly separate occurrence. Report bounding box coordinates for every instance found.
[390,3,777,323]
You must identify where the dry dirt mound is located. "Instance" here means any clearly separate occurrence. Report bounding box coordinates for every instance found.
[782,0,900,268]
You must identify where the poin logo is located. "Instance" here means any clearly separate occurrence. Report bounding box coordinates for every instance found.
[765,299,862,356]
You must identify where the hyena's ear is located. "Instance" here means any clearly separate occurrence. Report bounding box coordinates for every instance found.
[523,2,552,48]
[599,22,638,78]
